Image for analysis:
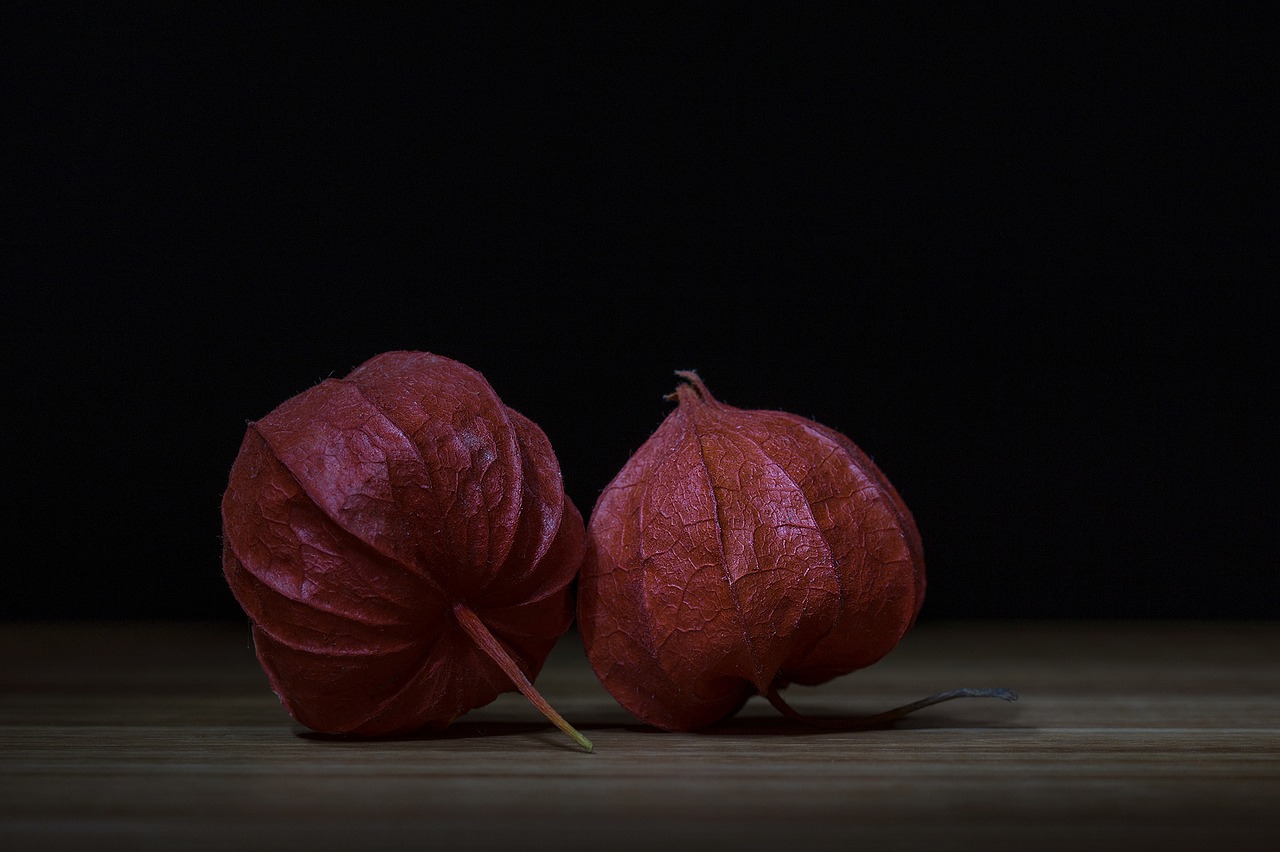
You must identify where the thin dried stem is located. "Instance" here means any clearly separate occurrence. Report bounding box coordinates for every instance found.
[454,604,593,752]
[765,686,1018,730]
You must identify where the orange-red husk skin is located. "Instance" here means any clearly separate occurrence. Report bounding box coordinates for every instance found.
[578,374,924,731]
[221,351,585,736]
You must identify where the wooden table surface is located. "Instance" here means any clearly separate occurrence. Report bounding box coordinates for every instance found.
[2,621,1277,851]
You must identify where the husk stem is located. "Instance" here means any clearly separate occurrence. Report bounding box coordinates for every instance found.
[666,369,718,407]
[765,686,1018,730]
[454,603,593,752]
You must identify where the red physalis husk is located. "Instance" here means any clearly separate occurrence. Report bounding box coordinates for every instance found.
[579,372,1012,732]
[222,351,591,750]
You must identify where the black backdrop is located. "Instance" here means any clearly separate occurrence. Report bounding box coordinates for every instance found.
[6,6,1274,621]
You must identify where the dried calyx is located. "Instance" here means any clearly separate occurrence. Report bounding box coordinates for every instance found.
[221,351,592,751]
[579,370,1015,732]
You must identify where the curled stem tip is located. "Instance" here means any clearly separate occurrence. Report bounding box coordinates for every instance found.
[766,686,1017,731]
[453,604,593,752]
[666,369,716,406]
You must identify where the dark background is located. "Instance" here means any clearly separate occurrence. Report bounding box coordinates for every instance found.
[5,5,1274,621]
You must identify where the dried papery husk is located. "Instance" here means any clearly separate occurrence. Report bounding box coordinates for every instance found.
[222,351,591,750]
[579,371,1014,731]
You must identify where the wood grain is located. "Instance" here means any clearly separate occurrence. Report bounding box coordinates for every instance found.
[2,621,1277,851]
